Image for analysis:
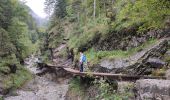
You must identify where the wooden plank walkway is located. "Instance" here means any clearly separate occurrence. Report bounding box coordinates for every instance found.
[39,63,166,81]
[63,68,166,81]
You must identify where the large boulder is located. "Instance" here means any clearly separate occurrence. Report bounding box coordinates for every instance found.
[125,39,168,75]
[136,79,170,100]
[100,59,129,70]
[100,39,169,75]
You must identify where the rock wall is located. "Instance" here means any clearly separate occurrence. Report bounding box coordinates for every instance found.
[95,29,169,51]
[136,79,170,100]
[99,38,170,75]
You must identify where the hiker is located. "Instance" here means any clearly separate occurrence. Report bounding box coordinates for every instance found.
[79,51,86,72]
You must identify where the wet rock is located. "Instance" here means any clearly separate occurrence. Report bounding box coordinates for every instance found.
[135,79,170,100]
[166,69,170,80]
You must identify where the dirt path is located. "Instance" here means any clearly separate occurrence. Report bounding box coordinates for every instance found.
[5,55,69,100]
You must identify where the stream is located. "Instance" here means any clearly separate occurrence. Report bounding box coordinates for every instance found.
[5,55,69,100]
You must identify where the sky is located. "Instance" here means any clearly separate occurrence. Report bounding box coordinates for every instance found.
[24,0,47,18]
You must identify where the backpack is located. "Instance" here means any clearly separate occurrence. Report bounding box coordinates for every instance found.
[82,55,86,63]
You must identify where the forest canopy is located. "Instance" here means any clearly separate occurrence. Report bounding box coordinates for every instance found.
[0,0,40,67]
[44,0,170,50]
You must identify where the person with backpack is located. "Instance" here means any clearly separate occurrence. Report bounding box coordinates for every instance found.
[79,51,86,72]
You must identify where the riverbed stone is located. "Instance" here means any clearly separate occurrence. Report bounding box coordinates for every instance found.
[135,79,170,100]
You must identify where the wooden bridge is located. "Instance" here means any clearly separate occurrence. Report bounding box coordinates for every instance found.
[63,68,166,81]
[37,63,166,81]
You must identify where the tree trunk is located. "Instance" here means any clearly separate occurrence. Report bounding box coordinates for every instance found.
[93,0,96,19]
[49,48,53,60]
[77,12,80,24]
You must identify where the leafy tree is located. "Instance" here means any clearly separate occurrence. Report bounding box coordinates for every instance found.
[0,28,15,56]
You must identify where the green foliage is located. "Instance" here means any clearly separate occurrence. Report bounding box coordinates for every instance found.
[28,30,39,43]
[0,56,17,74]
[113,0,170,33]
[46,18,65,49]
[3,66,32,89]
[0,28,15,56]
[0,56,32,91]
[49,0,169,51]
[7,17,38,58]
[69,77,84,97]
[0,0,41,91]
[41,50,52,63]
[0,0,15,29]
[163,52,170,63]
[47,0,170,52]
[68,16,110,49]
[95,79,133,100]
[0,96,3,100]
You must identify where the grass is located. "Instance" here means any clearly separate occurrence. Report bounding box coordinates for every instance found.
[85,38,157,64]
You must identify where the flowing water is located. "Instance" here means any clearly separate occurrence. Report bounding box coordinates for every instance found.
[5,55,69,100]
